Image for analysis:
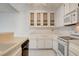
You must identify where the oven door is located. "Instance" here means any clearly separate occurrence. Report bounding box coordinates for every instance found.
[57,38,68,56]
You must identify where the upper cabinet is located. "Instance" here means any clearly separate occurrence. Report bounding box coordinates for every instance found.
[30,13,34,26]
[64,3,70,15]
[50,13,54,26]
[69,3,78,12]
[37,13,41,26]
[64,3,79,25]
[43,13,48,26]
[64,3,78,15]
[29,12,54,27]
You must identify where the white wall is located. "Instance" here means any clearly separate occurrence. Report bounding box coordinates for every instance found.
[0,12,29,37]
[54,4,64,27]
[0,3,61,37]
[0,4,55,37]
[0,13,16,32]
[15,12,29,37]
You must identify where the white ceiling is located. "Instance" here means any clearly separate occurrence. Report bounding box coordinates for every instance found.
[29,3,62,11]
[0,3,17,13]
[10,3,63,12]
[0,3,63,12]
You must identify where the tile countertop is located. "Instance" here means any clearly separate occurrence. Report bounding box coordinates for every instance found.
[0,37,27,56]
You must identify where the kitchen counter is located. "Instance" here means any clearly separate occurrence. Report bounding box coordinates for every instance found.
[51,26,79,56]
[52,28,79,56]
[0,37,27,56]
[69,40,79,56]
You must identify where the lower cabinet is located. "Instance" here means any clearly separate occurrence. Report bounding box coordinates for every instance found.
[37,39,45,48]
[53,39,58,52]
[29,38,53,49]
[45,40,53,48]
[29,39,37,49]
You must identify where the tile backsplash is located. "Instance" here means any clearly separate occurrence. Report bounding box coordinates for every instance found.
[53,26,76,36]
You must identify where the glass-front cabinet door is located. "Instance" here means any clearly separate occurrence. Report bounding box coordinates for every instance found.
[50,13,54,26]
[29,12,54,27]
[30,13,34,26]
[37,13,41,26]
[43,13,48,26]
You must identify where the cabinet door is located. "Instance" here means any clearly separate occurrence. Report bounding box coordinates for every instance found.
[43,13,48,26]
[64,3,70,15]
[69,3,78,12]
[71,11,77,24]
[37,13,41,26]
[53,39,58,52]
[37,40,45,48]
[45,40,53,48]
[29,40,37,49]
[30,13,34,26]
[50,13,54,26]
[64,14,72,25]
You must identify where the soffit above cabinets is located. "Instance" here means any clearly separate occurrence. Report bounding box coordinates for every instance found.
[10,3,30,13]
[0,3,63,13]
[29,3,62,11]
[10,3,62,12]
[0,3,18,13]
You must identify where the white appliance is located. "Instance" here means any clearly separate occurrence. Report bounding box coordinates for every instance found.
[64,8,79,25]
[57,36,79,56]
[57,37,69,56]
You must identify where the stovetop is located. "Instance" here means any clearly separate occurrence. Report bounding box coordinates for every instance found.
[59,36,79,40]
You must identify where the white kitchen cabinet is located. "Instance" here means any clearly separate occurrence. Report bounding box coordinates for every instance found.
[43,13,48,26]
[64,10,78,25]
[29,12,54,27]
[64,3,70,15]
[29,39,37,49]
[64,14,71,25]
[50,13,54,26]
[29,35,53,49]
[69,3,78,12]
[53,39,58,52]
[30,13,34,26]
[37,39,45,48]
[71,11,77,24]
[45,39,53,48]
[64,3,78,15]
[37,13,41,26]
